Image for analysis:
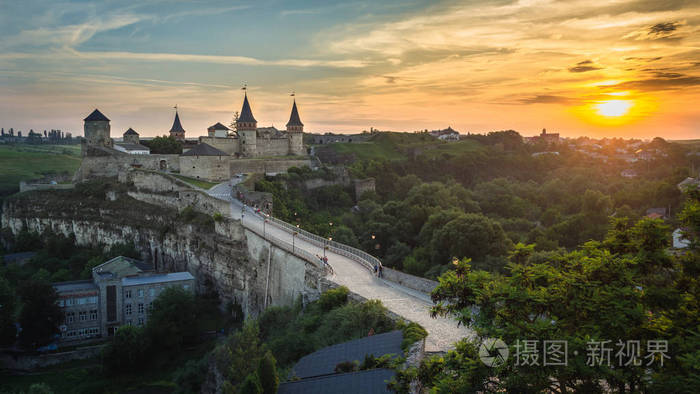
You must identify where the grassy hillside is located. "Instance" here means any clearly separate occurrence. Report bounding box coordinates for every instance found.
[316,132,481,163]
[0,144,82,195]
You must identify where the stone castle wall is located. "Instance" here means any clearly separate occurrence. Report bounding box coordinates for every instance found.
[199,136,240,155]
[180,155,231,182]
[230,158,311,174]
[257,138,290,157]
[74,152,181,182]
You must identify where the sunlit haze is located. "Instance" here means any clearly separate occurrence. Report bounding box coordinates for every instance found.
[0,0,698,138]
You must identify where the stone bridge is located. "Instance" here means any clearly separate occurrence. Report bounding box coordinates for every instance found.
[207,181,472,352]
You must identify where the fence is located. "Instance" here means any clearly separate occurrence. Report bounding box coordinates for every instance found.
[242,218,330,274]
[267,216,381,273]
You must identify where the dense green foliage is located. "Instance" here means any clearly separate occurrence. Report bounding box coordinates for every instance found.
[17,279,63,348]
[141,135,182,154]
[212,287,417,391]
[390,188,700,393]
[261,133,692,279]
[103,287,202,374]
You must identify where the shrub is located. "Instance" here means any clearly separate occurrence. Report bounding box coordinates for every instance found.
[334,360,358,373]
[318,286,349,311]
[398,321,428,351]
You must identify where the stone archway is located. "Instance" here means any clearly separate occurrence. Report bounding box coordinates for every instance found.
[159,160,167,170]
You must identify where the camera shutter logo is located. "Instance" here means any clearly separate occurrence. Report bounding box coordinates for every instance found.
[479,338,509,367]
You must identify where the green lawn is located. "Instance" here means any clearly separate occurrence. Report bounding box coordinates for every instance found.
[170,174,218,190]
[0,144,82,195]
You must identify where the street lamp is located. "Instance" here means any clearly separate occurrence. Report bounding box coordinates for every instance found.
[293,231,298,254]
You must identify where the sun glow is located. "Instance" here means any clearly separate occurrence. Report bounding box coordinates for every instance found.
[595,100,633,117]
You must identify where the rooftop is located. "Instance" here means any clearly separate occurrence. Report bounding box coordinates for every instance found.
[124,128,139,135]
[93,256,153,280]
[208,122,229,130]
[278,369,395,394]
[84,109,110,122]
[286,99,304,127]
[122,271,194,287]
[53,280,98,293]
[238,93,257,123]
[181,142,229,156]
[115,142,150,151]
[291,330,403,379]
[169,112,186,134]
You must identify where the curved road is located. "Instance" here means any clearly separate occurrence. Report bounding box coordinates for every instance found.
[209,180,472,352]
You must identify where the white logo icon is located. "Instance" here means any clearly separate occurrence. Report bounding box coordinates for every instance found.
[479,338,509,367]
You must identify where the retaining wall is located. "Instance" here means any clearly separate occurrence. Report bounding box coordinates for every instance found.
[382,267,438,294]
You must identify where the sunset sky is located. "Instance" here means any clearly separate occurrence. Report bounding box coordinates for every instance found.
[0,0,698,139]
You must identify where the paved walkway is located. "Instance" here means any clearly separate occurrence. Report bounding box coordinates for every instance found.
[208,180,472,352]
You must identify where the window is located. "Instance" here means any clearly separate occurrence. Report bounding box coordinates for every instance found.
[138,317,144,326]
[149,288,156,297]
[138,303,144,314]
[90,309,98,320]
[79,311,87,321]
[137,289,144,298]
[125,290,132,299]
[77,297,87,305]
[126,320,132,326]
[125,304,132,316]
[58,299,65,307]
[66,312,75,323]
[183,284,190,291]
[66,298,75,306]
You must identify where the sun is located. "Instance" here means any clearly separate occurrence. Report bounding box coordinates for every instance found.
[595,100,633,117]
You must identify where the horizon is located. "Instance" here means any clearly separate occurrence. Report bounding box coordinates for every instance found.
[1,0,698,139]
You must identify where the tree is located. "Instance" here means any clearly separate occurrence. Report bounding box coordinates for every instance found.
[238,372,263,394]
[173,357,208,394]
[257,350,279,394]
[103,325,151,373]
[18,280,63,348]
[142,135,183,154]
[147,286,198,351]
[412,193,700,392]
[0,276,17,346]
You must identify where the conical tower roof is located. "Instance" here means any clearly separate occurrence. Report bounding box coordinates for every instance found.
[238,92,257,123]
[84,109,110,122]
[169,111,185,133]
[286,99,303,127]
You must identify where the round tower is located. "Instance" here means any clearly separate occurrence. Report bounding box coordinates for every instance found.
[286,98,304,156]
[236,92,257,157]
[169,109,186,141]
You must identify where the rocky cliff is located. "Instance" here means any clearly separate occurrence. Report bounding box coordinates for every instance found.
[1,181,324,317]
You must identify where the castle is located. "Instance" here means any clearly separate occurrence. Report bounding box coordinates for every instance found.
[78,92,309,182]
[168,92,305,158]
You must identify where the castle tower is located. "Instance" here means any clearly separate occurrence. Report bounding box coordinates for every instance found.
[236,92,257,157]
[286,98,304,156]
[169,109,186,141]
[123,128,140,144]
[84,109,111,147]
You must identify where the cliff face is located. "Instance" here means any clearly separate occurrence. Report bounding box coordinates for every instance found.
[1,185,323,317]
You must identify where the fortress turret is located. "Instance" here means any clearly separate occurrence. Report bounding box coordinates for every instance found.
[169,109,186,141]
[123,128,140,144]
[286,99,304,156]
[84,109,111,146]
[237,92,257,157]
[82,109,113,156]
